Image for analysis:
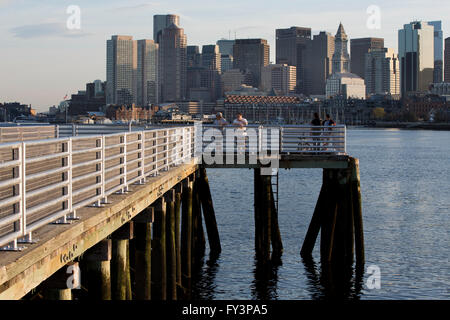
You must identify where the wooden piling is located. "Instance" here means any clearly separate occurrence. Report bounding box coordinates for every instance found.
[111,222,133,300]
[174,184,182,294]
[126,241,132,299]
[151,198,166,300]
[165,190,177,300]
[254,168,262,254]
[84,239,112,300]
[350,158,364,267]
[192,175,206,263]
[134,207,154,300]
[198,166,221,255]
[269,179,283,260]
[261,174,272,262]
[44,288,72,300]
[301,172,328,257]
[319,169,339,263]
[181,180,193,298]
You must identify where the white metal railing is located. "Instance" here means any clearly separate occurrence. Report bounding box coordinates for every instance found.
[280,125,346,154]
[0,126,56,143]
[200,124,346,155]
[0,124,346,250]
[0,127,194,250]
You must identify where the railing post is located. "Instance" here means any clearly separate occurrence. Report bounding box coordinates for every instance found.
[154,131,158,176]
[279,126,283,154]
[139,131,145,184]
[67,138,75,219]
[123,133,128,193]
[258,126,262,154]
[344,125,347,154]
[20,142,26,244]
[164,130,169,171]
[101,135,107,203]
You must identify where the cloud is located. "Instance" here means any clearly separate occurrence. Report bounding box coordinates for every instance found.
[0,0,12,7]
[109,2,162,12]
[10,22,92,39]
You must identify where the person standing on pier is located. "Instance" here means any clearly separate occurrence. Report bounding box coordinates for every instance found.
[311,113,323,151]
[213,112,228,154]
[213,112,228,129]
[323,114,336,150]
[233,112,248,153]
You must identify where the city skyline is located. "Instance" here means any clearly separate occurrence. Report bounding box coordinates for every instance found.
[1,0,450,110]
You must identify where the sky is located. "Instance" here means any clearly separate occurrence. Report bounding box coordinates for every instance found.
[1,0,449,112]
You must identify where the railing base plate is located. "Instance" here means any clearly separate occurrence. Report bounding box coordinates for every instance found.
[0,245,27,252]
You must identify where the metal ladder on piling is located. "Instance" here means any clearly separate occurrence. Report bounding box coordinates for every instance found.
[271,169,279,214]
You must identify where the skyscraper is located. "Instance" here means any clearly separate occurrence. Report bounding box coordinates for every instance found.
[187,46,202,68]
[233,39,270,88]
[217,39,235,56]
[220,55,234,73]
[159,24,187,102]
[428,21,443,83]
[202,45,221,73]
[332,23,350,74]
[106,35,137,105]
[304,31,335,95]
[261,64,297,95]
[153,14,180,43]
[398,21,434,95]
[365,48,400,97]
[275,27,311,93]
[445,37,450,82]
[350,37,384,79]
[137,40,158,106]
[217,39,235,74]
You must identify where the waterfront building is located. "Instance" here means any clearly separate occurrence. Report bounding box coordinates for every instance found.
[304,31,335,95]
[350,37,384,79]
[326,72,366,99]
[233,39,270,88]
[261,64,297,95]
[159,24,187,102]
[153,14,180,43]
[365,48,400,97]
[332,23,350,74]
[137,39,159,106]
[428,21,443,83]
[276,27,311,93]
[106,35,137,106]
[398,21,434,95]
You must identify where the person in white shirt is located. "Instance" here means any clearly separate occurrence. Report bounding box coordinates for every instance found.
[232,112,248,129]
[232,113,248,153]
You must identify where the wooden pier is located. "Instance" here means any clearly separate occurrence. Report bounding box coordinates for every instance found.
[0,124,364,300]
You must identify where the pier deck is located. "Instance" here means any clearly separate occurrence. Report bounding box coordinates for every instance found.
[0,124,356,300]
[0,162,197,299]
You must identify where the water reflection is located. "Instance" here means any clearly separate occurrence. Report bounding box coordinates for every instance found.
[302,257,364,300]
[250,256,281,300]
[191,252,220,300]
